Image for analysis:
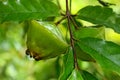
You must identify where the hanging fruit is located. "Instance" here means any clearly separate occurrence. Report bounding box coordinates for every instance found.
[26,20,69,61]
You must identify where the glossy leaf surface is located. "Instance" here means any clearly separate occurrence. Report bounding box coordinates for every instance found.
[74,27,105,39]
[68,69,84,80]
[59,48,74,80]
[74,27,105,61]
[0,0,59,22]
[78,38,120,74]
[82,70,98,80]
[77,6,120,33]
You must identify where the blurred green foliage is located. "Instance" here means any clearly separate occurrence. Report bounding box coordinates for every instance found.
[0,22,59,80]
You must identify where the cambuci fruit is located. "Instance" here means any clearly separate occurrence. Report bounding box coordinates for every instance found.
[26,20,69,61]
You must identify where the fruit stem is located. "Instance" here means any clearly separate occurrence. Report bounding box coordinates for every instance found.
[66,0,79,70]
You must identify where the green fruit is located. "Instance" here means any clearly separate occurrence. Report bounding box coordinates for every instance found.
[26,20,69,60]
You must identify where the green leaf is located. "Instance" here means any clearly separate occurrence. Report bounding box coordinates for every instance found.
[104,71,120,80]
[68,69,84,80]
[0,0,59,22]
[78,38,120,74]
[59,48,74,80]
[77,6,120,33]
[75,43,95,61]
[74,27,105,61]
[82,70,98,80]
[74,27,105,39]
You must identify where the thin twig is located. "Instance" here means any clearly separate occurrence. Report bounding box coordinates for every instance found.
[66,0,79,70]
[55,16,67,26]
[97,0,116,7]
[69,16,79,29]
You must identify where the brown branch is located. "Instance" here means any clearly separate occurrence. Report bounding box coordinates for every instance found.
[69,16,79,30]
[66,0,79,70]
